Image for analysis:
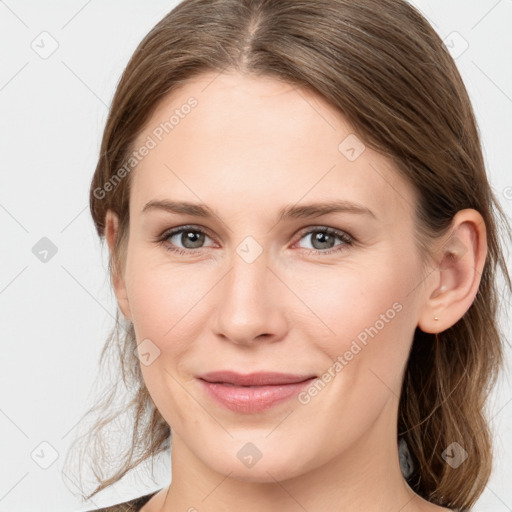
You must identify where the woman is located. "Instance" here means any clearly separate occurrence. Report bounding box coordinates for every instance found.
[64,0,511,511]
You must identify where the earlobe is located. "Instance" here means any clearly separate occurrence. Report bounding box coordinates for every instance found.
[417,209,487,334]
[104,210,132,321]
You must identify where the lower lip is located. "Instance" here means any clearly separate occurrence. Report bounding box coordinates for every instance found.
[198,377,316,413]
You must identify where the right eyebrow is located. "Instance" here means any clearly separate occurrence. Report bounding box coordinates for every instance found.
[142,199,212,217]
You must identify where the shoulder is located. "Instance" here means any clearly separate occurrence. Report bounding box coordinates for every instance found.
[82,490,161,512]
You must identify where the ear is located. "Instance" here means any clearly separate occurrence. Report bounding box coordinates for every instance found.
[417,208,487,334]
[104,209,132,321]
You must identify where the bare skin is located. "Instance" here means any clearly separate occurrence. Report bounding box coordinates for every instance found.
[105,71,486,512]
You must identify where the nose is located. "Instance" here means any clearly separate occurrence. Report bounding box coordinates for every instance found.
[211,249,288,346]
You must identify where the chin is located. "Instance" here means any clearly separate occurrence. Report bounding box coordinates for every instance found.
[200,444,313,483]
[222,464,303,484]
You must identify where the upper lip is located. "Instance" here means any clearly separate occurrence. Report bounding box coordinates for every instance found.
[198,371,317,386]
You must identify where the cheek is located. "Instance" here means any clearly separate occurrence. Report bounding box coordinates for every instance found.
[125,248,210,341]
[296,260,415,370]
[293,266,416,443]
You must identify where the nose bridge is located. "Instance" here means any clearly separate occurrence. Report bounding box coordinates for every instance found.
[226,240,271,309]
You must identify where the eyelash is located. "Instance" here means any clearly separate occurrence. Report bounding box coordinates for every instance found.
[156,224,354,257]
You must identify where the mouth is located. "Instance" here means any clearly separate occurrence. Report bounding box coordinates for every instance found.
[196,371,317,413]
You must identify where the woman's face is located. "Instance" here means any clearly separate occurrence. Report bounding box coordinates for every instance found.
[110,71,430,482]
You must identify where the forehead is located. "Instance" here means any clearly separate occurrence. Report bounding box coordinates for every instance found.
[129,72,416,224]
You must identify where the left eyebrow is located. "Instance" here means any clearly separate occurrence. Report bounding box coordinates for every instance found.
[278,200,376,221]
[141,199,376,220]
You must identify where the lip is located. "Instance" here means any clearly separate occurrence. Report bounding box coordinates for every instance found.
[197,371,317,413]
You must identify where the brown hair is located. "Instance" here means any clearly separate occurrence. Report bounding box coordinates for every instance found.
[62,1,512,509]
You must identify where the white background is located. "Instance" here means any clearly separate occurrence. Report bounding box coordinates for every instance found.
[1,1,511,511]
